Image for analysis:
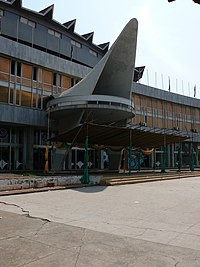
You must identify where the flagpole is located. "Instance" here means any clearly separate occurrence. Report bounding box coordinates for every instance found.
[161,74,164,90]
[168,76,171,92]
[194,84,196,98]
[146,69,149,86]
[182,80,184,95]
[188,82,190,97]
[155,72,157,87]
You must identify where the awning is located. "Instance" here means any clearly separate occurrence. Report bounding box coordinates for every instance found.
[50,123,189,148]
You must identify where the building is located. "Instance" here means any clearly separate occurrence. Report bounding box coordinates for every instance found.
[0,0,108,171]
[0,0,199,172]
[132,83,200,169]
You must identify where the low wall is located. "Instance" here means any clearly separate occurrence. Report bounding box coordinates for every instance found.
[0,175,101,191]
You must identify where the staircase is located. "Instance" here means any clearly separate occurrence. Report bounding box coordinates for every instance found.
[100,171,200,186]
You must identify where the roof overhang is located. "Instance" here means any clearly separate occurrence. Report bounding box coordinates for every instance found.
[50,123,189,148]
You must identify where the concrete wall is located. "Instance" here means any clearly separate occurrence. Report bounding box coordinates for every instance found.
[0,103,47,127]
[0,36,91,79]
[133,82,200,108]
[0,175,101,191]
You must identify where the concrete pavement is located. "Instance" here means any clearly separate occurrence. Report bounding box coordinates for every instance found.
[1,177,200,266]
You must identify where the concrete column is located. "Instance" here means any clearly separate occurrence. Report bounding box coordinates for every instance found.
[68,149,72,169]
[167,144,171,168]
[107,150,121,170]
[171,144,175,168]
[23,127,34,171]
[97,150,104,170]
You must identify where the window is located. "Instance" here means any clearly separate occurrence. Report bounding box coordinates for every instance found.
[33,66,38,81]
[54,31,61,38]
[71,39,82,48]
[0,9,4,17]
[53,73,57,86]
[59,75,62,87]
[48,28,61,39]
[20,17,36,28]
[11,60,15,75]
[10,60,22,77]
[17,62,21,77]
[28,20,35,28]
[20,17,28,24]
[89,49,98,57]
[71,78,74,87]
[48,29,54,35]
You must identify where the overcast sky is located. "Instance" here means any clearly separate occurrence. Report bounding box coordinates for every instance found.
[24,0,200,98]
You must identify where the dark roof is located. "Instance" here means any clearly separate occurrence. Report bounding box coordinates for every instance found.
[50,123,188,148]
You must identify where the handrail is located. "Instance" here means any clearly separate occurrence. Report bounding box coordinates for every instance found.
[48,94,134,109]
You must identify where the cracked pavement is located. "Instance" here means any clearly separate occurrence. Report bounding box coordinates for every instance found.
[1,177,200,266]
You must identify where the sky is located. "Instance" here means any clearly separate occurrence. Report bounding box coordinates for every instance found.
[23,0,200,98]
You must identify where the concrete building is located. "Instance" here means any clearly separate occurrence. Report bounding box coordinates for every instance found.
[0,0,108,171]
[0,0,199,172]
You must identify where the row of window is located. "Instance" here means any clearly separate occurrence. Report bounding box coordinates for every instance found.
[11,60,59,86]
[0,8,98,57]
[20,16,36,28]
[11,60,38,81]
[48,28,61,39]
[9,60,81,88]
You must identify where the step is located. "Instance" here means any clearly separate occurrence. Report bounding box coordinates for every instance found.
[103,172,199,181]
[107,174,196,183]
[102,173,198,186]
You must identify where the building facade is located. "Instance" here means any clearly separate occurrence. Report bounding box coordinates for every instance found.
[0,0,199,172]
[132,83,200,169]
[0,0,108,171]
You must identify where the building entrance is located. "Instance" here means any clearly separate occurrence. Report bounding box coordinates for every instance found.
[0,126,23,171]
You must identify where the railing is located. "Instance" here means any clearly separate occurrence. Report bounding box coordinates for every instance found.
[0,70,70,94]
[48,94,135,114]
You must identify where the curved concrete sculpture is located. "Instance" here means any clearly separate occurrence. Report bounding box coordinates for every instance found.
[48,18,138,133]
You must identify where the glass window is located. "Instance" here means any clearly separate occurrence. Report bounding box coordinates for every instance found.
[17,62,21,77]
[48,28,54,35]
[28,20,35,28]
[89,49,98,57]
[34,130,40,145]
[33,66,38,81]
[20,17,28,24]
[53,73,57,86]
[11,60,15,75]
[48,28,61,38]
[59,75,62,87]
[0,86,9,103]
[71,39,82,48]
[20,17,35,28]
[54,31,61,38]
[0,9,4,17]
[0,126,10,143]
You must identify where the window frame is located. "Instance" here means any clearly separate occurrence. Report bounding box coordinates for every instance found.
[48,28,61,39]
[71,39,82,48]
[20,16,36,28]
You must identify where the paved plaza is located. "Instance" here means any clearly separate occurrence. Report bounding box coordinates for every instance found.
[1,177,200,266]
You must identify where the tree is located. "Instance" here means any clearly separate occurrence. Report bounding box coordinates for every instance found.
[168,0,200,4]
